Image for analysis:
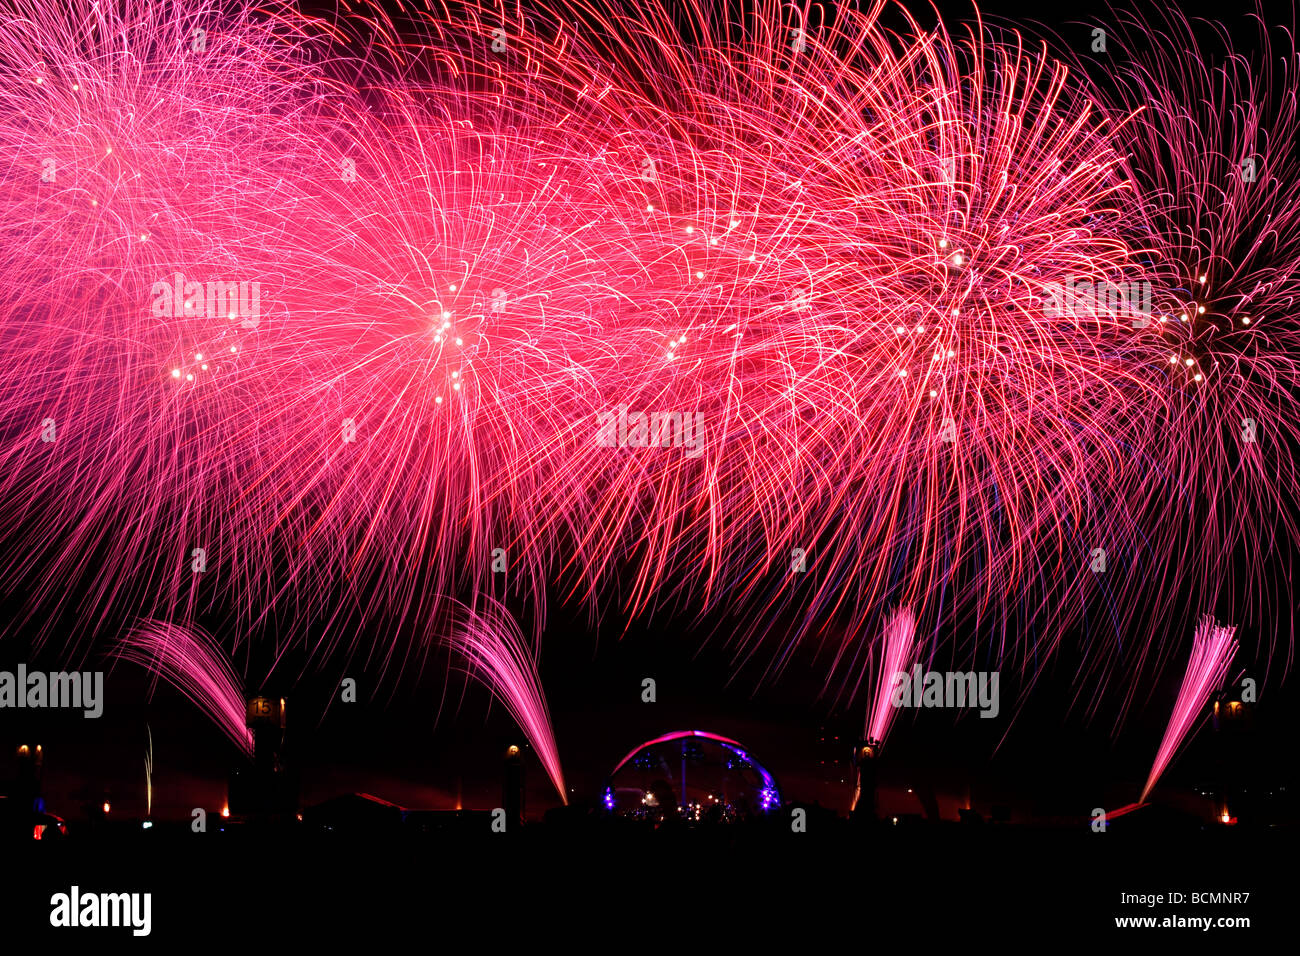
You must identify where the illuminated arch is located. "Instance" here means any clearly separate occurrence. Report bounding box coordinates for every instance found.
[601,730,782,816]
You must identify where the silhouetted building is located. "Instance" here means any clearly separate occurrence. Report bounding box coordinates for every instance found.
[1210,686,1258,824]
[10,742,43,812]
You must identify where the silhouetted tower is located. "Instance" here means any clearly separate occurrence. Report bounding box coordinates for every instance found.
[229,694,297,821]
[13,743,44,812]
[503,744,524,827]
[851,738,880,820]
[247,694,286,771]
[1210,686,1257,823]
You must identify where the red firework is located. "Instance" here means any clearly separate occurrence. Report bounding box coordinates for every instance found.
[0,0,1291,721]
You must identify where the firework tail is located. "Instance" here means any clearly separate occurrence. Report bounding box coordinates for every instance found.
[447,601,567,805]
[866,607,920,746]
[117,620,253,757]
[1140,616,1238,803]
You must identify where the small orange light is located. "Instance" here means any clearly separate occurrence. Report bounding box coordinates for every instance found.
[221,805,230,818]
[102,802,111,814]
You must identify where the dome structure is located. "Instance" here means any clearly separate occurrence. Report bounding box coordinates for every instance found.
[600,730,781,823]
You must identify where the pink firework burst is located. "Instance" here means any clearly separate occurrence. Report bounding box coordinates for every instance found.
[1046,2,1300,713]
[0,0,1291,721]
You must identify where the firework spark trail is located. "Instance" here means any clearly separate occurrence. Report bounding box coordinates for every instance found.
[117,620,253,756]
[447,601,567,803]
[1139,616,1237,803]
[865,606,918,745]
[0,0,1291,714]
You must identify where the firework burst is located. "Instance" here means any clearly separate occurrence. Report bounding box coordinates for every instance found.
[0,0,1292,724]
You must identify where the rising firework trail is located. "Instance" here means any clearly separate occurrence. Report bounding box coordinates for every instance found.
[447,601,567,804]
[866,607,920,747]
[117,621,253,757]
[851,605,917,813]
[1140,616,1238,804]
